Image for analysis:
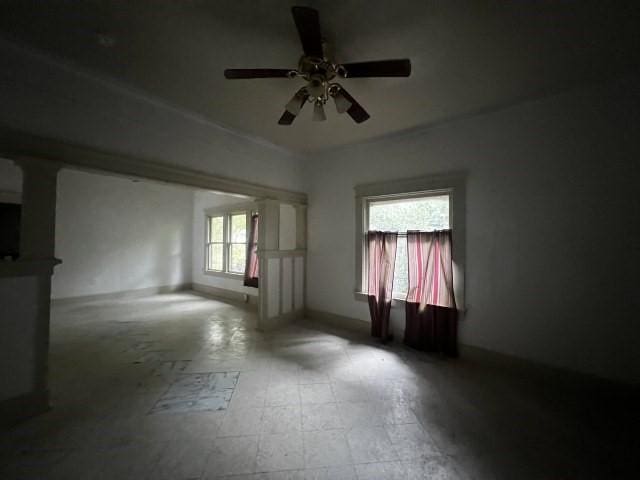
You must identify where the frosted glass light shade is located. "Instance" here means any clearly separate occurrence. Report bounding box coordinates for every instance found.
[312,101,326,121]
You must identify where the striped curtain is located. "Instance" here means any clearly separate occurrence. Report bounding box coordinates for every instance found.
[243,214,259,288]
[366,231,398,341]
[405,230,458,355]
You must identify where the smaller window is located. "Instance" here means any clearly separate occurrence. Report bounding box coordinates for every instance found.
[205,211,250,275]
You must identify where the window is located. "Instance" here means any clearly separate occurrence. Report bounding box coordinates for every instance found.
[206,215,225,271]
[205,212,248,275]
[228,213,247,273]
[355,173,465,307]
[365,191,451,298]
[366,193,451,297]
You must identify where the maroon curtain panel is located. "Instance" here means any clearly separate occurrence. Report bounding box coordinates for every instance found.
[405,304,458,356]
[243,214,259,288]
[366,231,398,341]
[404,230,458,355]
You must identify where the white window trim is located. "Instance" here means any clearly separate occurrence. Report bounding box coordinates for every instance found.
[204,201,256,279]
[354,172,466,310]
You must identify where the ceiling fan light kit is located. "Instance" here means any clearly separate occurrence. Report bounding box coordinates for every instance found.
[224,6,411,125]
[312,100,327,122]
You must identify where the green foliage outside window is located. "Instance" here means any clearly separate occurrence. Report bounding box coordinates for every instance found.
[368,195,449,296]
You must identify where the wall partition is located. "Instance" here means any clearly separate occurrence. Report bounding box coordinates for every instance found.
[257,200,306,330]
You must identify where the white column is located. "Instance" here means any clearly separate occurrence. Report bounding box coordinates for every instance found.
[6,157,61,420]
[256,199,281,330]
[294,204,307,313]
[294,204,307,250]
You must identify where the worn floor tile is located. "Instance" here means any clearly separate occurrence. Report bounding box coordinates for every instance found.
[337,402,380,429]
[218,407,264,437]
[0,293,633,480]
[403,456,465,480]
[345,425,398,464]
[256,432,304,472]
[386,423,440,460]
[204,435,258,477]
[145,439,212,480]
[303,465,357,479]
[303,429,352,468]
[300,384,335,404]
[301,403,343,431]
[330,380,370,403]
[297,368,331,385]
[266,382,301,407]
[355,461,408,480]
[262,405,302,434]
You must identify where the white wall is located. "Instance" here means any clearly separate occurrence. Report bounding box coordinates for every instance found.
[52,169,193,299]
[279,203,297,251]
[0,39,305,193]
[305,74,639,384]
[0,158,22,194]
[0,275,40,401]
[192,190,258,297]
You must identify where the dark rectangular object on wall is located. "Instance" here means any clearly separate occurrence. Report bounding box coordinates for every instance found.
[0,203,21,259]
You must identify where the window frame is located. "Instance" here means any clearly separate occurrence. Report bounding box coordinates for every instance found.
[205,214,225,272]
[204,202,255,279]
[364,190,452,299]
[227,212,250,274]
[354,173,466,309]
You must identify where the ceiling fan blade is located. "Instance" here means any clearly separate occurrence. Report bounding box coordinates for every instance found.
[339,59,411,78]
[338,87,370,123]
[291,6,323,58]
[279,89,309,125]
[278,111,297,125]
[224,69,292,79]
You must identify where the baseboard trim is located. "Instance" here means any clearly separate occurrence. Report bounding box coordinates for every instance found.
[51,283,191,305]
[192,282,258,308]
[304,308,370,335]
[0,389,49,429]
[457,344,638,390]
[302,307,638,389]
[259,309,303,331]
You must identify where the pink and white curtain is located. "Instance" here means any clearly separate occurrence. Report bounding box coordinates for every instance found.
[405,230,458,355]
[243,214,259,288]
[366,231,398,341]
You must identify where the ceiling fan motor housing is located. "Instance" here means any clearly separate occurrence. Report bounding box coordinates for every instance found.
[307,74,327,101]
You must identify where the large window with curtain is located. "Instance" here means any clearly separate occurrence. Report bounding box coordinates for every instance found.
[356,174,464,350]
[364,192,450,298]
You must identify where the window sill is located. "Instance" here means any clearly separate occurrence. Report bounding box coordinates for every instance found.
[354,291,407,307]
[355,291,467,313]
[204,270,245,280]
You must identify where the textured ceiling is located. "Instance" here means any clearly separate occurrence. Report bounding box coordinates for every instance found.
[1,0,638,153]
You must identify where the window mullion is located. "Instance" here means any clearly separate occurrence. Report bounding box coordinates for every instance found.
[246,213,250,246]
[223,214,229,273]
[204,216,211,272]
[205,217,210,271]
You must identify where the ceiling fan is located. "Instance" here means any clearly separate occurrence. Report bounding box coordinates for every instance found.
[223,6,411,125]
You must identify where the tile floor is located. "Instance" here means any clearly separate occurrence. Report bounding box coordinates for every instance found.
[0,292,636,479]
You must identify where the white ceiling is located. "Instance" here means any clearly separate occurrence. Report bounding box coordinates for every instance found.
[1,0,638,153]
